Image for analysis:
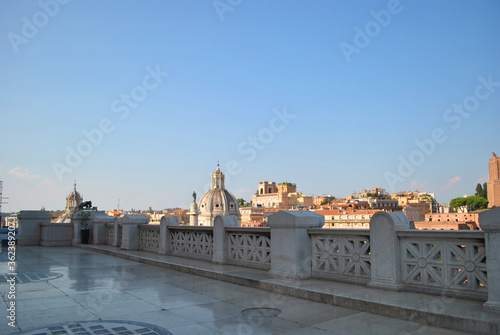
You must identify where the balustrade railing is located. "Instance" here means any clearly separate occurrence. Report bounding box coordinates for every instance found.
[168,226,214,260]
[139,224,160,252]
[309,229,371,284]
[105,223,114,246]
[398,230,487,300]
[226,227,271,270]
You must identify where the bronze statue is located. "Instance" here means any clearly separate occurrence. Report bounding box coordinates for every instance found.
[78,201,92,210]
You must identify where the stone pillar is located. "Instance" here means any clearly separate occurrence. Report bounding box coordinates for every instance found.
[268,211,324,279]
[479,207,500,311]
[92,211,114,245]
[368,211,410,291]
[159,216,179,255]
[112,217,121,247]
[213,215,239,264]
[17,210,53,246]
[120,215,149,251]
[187,200,200,226]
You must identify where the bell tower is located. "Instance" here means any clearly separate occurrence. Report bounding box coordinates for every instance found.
[211,163,225,190]
[487,152,500,208]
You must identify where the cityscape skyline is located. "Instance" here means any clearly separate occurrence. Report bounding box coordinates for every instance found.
[1,1,499,211]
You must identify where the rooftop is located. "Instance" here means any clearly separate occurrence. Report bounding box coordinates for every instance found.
[0,245,492,335]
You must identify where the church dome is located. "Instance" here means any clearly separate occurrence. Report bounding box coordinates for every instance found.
[66,182,83,212]
[198,165,240,226]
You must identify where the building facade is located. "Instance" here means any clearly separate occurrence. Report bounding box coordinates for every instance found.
[403,202,432,222]
[414,212,480,230]
[252,181,312,209]
[488,152,500,208]
[314,209,381,229]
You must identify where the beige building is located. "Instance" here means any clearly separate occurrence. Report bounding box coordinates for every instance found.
[240,207,265,227]
[488,152,500,208]
[252,181,312,209]
[314,209,381,229]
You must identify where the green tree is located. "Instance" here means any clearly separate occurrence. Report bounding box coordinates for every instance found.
[475,183,483,197]
[450,197,466,209]
[474,182,488,199]
[320,199,330,205]
[450,196,488,211]
[465,195,488,211]
[237,198,245,207]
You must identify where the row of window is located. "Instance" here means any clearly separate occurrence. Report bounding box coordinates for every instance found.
[200,203,236,210]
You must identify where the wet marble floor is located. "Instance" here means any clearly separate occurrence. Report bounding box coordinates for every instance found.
[0,246,472,335]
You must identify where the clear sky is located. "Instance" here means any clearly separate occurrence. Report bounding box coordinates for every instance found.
[1,0,499,212]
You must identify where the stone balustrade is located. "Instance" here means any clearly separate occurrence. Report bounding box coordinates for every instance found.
[309,228,371,285]
[16,207,500,311]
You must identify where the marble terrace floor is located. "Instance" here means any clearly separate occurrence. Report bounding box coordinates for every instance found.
[0,246,474,335]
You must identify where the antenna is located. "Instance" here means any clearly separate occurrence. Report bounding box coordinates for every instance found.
[117,198,120,210]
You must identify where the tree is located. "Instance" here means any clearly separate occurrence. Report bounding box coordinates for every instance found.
[474,182,488,199]
[450,196,488,211]
[465,195,488,211]
[475,183,483,197]
[320,199,330,206]
[450,197,466,209]
[236,198,245,207]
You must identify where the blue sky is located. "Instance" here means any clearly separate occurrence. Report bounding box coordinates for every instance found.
[1,0,499,211]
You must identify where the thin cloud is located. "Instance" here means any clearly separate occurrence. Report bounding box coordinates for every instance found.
[7,167,40,180]
[442,176,461,191]
[233,188,252,198]
[408,180,430,192]
[477,175,488,184]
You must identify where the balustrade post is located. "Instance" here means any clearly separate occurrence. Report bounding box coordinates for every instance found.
[92,211,114,245]
[268,211,324,279]
[159,216,179,255]
[213,215,239,264]
[368,211,410,290]
[120,215,149,251]
[479,207,500,312]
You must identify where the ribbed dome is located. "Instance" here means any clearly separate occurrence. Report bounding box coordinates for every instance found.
[199,188,240,214]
